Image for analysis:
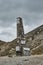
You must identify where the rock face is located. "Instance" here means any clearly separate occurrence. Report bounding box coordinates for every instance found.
[25,25,43,55]
[31,44,43,55]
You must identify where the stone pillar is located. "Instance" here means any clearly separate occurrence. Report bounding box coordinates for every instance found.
[16,17,26,56]
[16,17,24,38]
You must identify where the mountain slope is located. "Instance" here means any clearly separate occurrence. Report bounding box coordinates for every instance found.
[0,25,43,56]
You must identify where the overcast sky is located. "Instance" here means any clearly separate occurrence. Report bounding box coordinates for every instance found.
[0,0,43,42]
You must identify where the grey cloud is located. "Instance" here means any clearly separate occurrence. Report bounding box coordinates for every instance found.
[0,31,12,36]
[0,0,43,41]
[0,0,43,22]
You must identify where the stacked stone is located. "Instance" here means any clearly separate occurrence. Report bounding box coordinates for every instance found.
[17,17,24,38]
[16,17,30,56]
[16,17,26,56]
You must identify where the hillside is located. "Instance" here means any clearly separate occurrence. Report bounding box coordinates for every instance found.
[0,25,43,56]
[25,25,43,54]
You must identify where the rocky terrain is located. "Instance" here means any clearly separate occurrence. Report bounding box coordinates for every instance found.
[0,25,43,56]
[0,54,43,65]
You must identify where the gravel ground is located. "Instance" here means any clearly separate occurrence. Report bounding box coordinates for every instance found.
[0,55,43,65]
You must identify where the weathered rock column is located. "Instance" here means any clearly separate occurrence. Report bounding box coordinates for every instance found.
[16,17,30,56]
[17,17,24,38]
[16,17,26,56]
